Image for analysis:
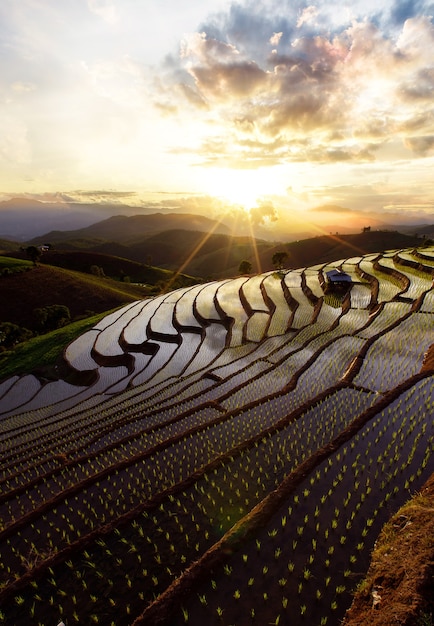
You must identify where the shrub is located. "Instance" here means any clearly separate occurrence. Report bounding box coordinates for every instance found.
[33,305,71,332]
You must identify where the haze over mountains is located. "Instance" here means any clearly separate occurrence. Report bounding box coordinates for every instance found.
[1,197,434,243]
[0,198,169,240]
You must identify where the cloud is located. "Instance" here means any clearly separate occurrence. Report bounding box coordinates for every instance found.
[297,6,319,28]
[310,204,354,213]
[249,200,278,224]
[180,32,266,101]
[404,135,434,155]
[158,9,434,168]
[269,32,283,46]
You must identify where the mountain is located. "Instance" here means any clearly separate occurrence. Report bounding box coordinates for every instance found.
[30,213,230,246]
[0,198,201,241]
[27,214,268,279]
[29,229,273,280]
[25,221,427,280]
[395,223,434,237]
[0,198,110,240]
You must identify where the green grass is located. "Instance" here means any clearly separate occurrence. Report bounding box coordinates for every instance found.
[0,256,32,269]
[0,310,116,381]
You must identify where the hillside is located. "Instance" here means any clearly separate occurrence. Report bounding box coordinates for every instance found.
[0,238,20,253]
[29,221,426,280]
[0,245,433,626]
[28,227,276,279]
[0,264,146,331]
[35,249,197,286]
[255,230,427,273]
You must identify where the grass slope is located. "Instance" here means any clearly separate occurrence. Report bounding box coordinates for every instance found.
[37,250,196,286]
[0,262,145,330]
[0,311,111,381]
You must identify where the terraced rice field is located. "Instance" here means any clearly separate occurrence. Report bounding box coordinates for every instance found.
[0,246,433,626]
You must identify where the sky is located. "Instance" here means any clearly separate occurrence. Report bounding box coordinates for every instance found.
[1,0,434,237]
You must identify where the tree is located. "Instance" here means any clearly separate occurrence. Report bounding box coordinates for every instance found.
[90,265,105,277]
[25,245,42,266]
[239,260,252,275]
[272,251,288,270]
[0,322,33,350]
[33,305,71,332]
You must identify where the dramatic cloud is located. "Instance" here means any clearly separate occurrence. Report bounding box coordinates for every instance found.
[1,0,433,224]
[160,6,434,168]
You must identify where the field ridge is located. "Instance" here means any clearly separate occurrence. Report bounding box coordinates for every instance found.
[0,245,433,626]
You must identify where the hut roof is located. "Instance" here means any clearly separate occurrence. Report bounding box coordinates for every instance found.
[326,269,352,283]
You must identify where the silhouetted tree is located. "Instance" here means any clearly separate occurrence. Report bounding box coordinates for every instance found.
[239,260,252,274]
[272,251,288,270]
[25,245,42,266]
[90,265,105,277]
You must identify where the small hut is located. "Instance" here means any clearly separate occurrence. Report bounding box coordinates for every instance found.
[325,269,352,291]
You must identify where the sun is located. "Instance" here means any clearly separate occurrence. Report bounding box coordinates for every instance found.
[201,168,276,212]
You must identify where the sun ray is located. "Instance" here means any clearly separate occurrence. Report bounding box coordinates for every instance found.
[163,214,229,290]
[247,215,262,274]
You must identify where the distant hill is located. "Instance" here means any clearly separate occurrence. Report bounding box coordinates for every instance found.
[32,231,274,280]
[0,239,20,253]
[0,198,237,242]
[30,213,230,246]
[0,198,113,240]
[123,229,273,277]
[397,223,434,237]
[9,219,428,284]
[27,215,274,279]
[23,225,429,280]
[254,230,426,272]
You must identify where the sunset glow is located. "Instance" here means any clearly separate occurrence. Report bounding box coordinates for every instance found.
[0,0,433,232]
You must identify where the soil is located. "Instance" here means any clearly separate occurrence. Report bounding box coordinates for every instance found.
[421,344,434,373]
[342,472,434,626]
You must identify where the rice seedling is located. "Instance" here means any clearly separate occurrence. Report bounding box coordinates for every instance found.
[0,246,432,626]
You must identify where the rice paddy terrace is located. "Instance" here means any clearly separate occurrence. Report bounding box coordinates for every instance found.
[0,246,433,626]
